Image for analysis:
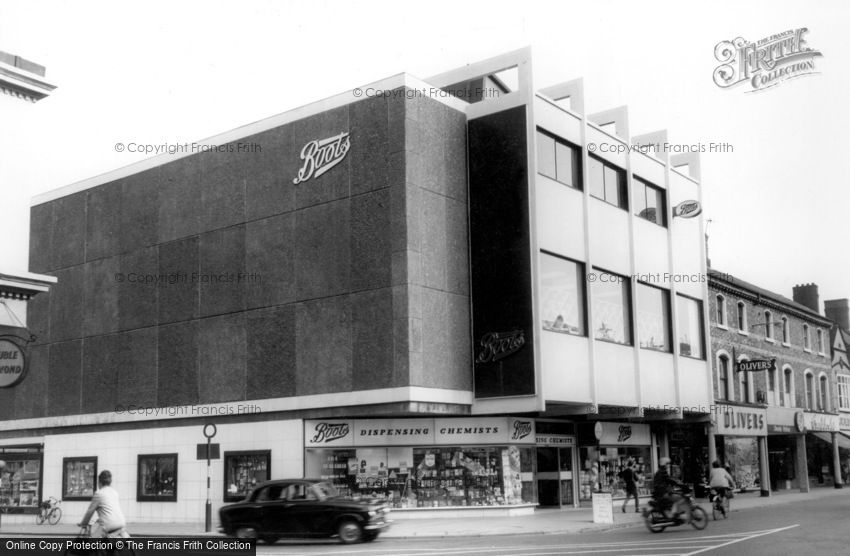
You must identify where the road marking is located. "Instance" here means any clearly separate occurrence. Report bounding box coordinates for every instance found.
[681,524,799,555]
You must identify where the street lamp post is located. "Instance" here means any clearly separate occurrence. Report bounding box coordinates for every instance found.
[202,424,217,533]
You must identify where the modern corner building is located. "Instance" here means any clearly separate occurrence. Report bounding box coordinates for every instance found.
[708,275,842,495]
[0,49,714,523]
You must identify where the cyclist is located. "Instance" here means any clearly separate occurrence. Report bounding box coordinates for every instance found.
[77,470,129,538]
[652,457,684,519]
[708,460,735,510]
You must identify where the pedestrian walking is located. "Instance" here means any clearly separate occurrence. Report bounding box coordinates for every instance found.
[620,460,640,512]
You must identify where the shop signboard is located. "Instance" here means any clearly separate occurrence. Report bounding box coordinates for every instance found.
[0,339,27,388]
[535,435,575,446]
[305,420,355,447]
[593,422,650,445]
[840,414,850,432]
[803,412,840,432]
[711,405,767,437]
[592,492,614,524]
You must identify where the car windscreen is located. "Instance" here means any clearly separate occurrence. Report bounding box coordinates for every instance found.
[311,481,340,499]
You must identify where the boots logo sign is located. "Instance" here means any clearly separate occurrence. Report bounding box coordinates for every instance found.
[511,420,533,441]
[475,330,526,364]
[310,422,351,444]
[293,132,351,184]
[617,425,632,442]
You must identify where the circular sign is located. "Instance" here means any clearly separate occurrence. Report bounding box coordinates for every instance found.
[203,423,218,439]
[0,339,26,388]
[594,422,604,441]
[794,411,806,433]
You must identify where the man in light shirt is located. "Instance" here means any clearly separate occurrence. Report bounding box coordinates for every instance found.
[78,470,129,538]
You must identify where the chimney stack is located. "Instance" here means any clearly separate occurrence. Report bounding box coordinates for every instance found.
[792,283,820,314]
[825,298,850,331]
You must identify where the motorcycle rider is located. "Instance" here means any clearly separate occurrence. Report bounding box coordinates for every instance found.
[652,457,684,520]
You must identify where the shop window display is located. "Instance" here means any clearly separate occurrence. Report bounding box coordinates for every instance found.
[62,457,97,501]
[722,437,760,490]
[306,446,536,508]
[578,447,652,501]
[223,451,270,502]
[0,457,41,510]
[137,453,177,502]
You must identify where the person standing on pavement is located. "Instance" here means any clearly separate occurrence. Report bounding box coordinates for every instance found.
[619,460,640,513]
[78,470,129,538]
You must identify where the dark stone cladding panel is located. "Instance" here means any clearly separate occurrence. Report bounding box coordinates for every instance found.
[246,304,296,400]
[26,288,50,346]
[83,255,120,337]
[49,265,84,343]
[81,333,119,413]
[349,95,390,196]
[295,295,352,395]
[47,339,82,417]
[51,192,86,271]
[351,288,395,390]
[157,320,199,407]
[119,169,160,254]
[245,126,295,221]
[295,200,351,300]
[198,312,247,404]
[85,180,122,262]
[158,236,200,324]
[116,327,158,410]
[351,188,392,292]
[13,343,49,419]
[29,202,53,273]
[118,245,159,330]
[198,147,247,234]
[419,189,447,292]
[199,225,246,317]
[158,155,201,244]
[292,105,350,210]
[415,286,451,389]
[0,386,12,420]
[245,212,295,310]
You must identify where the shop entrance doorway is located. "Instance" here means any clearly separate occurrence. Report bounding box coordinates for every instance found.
[536,447,575,507]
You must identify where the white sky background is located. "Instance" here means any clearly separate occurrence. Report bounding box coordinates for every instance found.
[2,0,849,305]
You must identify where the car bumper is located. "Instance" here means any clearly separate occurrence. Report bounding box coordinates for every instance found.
[364,519,393,531]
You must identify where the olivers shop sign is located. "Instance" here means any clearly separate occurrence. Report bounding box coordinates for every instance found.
[712,405,767,437]
[0,339,27,388]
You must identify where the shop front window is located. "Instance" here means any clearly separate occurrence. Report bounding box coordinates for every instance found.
[0,452,42,511]
[137,454,177,502]
[305,446,536,508]
[722,437,760,491]
[224,451,270,502]
[62,457,97,501]
[578,446,652,501]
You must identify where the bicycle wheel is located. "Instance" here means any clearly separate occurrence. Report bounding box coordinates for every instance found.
[723,495,730,516]
[711,497,720,520]
[35,510,46,525]
[48,506,62,525]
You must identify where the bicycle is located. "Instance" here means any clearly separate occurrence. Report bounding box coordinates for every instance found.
[66,524,136,556]
[36,496,63,525]
[708,487,730,520]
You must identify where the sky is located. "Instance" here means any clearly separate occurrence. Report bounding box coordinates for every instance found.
[2,0,849,307]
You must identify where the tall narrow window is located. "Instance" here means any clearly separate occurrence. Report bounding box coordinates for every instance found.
[677,295,704,359]
[737,302,747,331]
[716,295,726,326]
[768,368,778,405]
[782,317,789,343]
[587,155,627,209]
[540,252,586,336]
[591,269,632,345]
[819,375,828,411]
[784,368,794,407]
[805,372,815,409]
[718,355,730,400]
[803,324,811,350]
[764,311,773,340]
[633,177,667,226]
[739,365,751,403]
[817,329,824,353]
[838,375,850,410]
[636,283,671,352]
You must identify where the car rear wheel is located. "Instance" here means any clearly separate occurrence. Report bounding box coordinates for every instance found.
[337,520,363,544]
[235,526,258,540]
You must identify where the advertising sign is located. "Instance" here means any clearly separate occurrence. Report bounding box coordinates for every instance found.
[0,339,26,388]
[712,405,767,437]
[593,422,651,445]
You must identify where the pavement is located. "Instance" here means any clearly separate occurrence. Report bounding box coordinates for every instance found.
[1,487,846,539]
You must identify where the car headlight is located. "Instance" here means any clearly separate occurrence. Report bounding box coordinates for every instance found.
[368,510,377,516]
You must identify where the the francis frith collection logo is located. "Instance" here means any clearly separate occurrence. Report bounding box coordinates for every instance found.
[475,330,526,364]
[293,131,351,184]
[713,28,823,92]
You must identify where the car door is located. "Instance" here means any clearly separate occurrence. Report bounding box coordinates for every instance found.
[256,483,288,536]
[284,482,327,536]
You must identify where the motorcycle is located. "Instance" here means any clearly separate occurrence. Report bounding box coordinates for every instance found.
[642,485,708,533]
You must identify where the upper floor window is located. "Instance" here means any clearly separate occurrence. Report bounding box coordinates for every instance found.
[767,368,779,406]
[737,301,747,332]
[818,374,829,411]
[537,129,581,189]
[838,375,850,411]
[805,371,815,409]
[632,177,666,226]
[716,295,726,326]
[764,311,773,340]
[781,317,789,344]
[803,324,811,350]
[636,283,671,352]
[739,363,752,403]
[591,269,632,345]
[784,367,795,407]
[588,155,627,210]
[718,354,730,400]
[817,329,825,354]
[540,252,586,337]
[677,294,704,359]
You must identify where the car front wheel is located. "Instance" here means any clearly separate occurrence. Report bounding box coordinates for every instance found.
[337,519,363,544]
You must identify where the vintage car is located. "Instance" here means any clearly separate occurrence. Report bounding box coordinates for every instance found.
[218,478,392,544]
